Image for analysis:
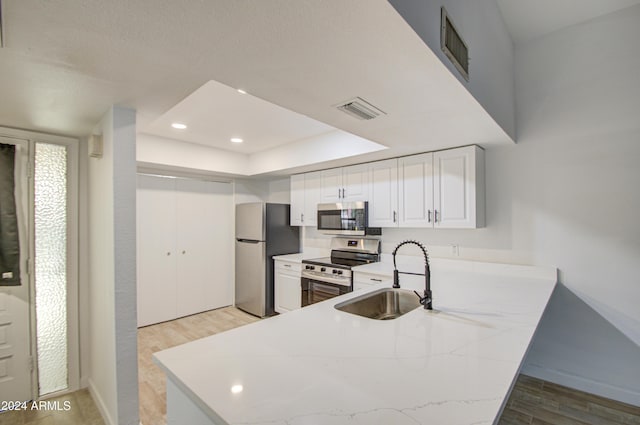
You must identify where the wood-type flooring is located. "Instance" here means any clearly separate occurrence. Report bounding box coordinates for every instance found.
[137,306,259,425]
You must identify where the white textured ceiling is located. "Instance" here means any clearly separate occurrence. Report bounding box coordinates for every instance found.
[0,0,516,175]
[144,80,339,154]
[496,0,640,44]
[9,1,638,173]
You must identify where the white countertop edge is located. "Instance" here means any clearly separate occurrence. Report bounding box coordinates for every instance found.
[159,364,231,425]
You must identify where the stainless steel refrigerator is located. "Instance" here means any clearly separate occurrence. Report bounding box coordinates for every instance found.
[235,203,300,317]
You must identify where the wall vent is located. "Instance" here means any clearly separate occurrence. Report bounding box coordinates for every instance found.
[441,7,469,81]
[335,97,386,121]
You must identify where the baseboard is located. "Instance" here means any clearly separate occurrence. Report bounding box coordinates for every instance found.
[88,379,116,425]
[522,363,640,407]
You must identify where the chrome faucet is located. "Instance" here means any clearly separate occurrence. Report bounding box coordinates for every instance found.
[392,240,432,310]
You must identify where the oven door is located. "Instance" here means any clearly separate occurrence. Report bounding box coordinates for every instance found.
[301,276,351,307]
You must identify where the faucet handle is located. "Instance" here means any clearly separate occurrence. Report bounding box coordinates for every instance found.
[413,290,433,310]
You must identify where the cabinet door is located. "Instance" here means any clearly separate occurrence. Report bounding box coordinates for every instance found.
[319,168,343,203]
[136,175,177,327]
[433,146,483,228]
[175,179,233,318]
[368,159,398,227]
[274,266,302,313]
[353,272,393,291]
[398,153,434,228]
[303,171,321,226]
[342,164,369,202]
[290,174,305,226]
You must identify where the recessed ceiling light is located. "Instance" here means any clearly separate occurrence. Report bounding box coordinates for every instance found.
[171,123,187,129]
[230,138,243,143]
[231,384,243,394]
[237,89,247,94]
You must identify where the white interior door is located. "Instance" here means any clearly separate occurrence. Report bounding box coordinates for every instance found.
[0,137,32,402]
[175,179,233,317]
[136,175,178,327]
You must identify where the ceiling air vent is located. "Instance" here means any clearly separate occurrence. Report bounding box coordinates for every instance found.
[441,7,469,81]
[335,97,386,121]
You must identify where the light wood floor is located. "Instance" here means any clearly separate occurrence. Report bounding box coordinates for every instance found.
[0,388,105,425]
[137,307,640,425]
[137,306,259,425]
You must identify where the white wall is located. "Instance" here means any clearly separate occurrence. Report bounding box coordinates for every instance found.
[388,0,516,140]
[88,106,139,425]
[301,6,640,406]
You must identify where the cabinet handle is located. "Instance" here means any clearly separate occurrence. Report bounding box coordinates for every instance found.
[182,250,186,254]
[428,210,432,223]
[342,188,346,198]
[301,213,304,223]
[284,264,291,268]
[370,278,382,282]
[167,252,171,256]
[393,211,397,223]
[434,210,439,223]
[338,188,341,198]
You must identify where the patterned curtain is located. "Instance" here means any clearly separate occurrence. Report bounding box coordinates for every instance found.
[0,143,20,286]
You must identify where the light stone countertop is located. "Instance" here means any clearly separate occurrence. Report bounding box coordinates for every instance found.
[155,260,556,425]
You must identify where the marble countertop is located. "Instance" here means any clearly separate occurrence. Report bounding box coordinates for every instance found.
[155,261,556,425]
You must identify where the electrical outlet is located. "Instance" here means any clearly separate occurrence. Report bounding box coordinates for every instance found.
[451,245,459,256]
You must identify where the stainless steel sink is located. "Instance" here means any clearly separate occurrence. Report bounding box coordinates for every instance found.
[334,288,421,320]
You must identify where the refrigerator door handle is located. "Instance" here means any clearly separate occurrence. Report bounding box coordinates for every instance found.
[237,239,260,243]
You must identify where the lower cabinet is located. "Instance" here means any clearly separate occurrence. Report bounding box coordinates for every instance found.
[274,260,302,314]
[353,271,393,292]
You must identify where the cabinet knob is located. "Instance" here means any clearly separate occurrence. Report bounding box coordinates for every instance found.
[182,250,186,254]
[167,252,171,256]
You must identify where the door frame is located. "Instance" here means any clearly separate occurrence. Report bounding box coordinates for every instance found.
[0,126,79,399]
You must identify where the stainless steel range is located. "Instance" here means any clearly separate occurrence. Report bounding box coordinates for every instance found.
[301,237,380,307]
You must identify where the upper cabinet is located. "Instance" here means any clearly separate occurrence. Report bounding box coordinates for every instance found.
[290,145,485,229]
[290,171,321,226]
[368,159,399,227]
[433,146,485,228]
[319,164,369,203]
[398,145,485,228]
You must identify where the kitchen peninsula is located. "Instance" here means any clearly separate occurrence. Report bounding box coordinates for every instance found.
[154,259,556,425]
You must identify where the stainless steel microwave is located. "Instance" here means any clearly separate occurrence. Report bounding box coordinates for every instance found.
[317,202,368,236]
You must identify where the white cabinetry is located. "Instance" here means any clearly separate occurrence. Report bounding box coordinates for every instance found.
[433,146,485,228]
[368,158,399,227]
[398,145,485,229]
[289,145,484,229]
[137,175,234,327]
[398,153,434,227]
[353,271,393,292]
[319,164,369,203]
[290,171,321,226]
[274,260,302,313]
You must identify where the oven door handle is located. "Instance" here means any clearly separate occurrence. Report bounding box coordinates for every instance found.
[311,282,342,296]
[301,271,351,286]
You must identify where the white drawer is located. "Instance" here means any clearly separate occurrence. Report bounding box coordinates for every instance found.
[275,260,302,274]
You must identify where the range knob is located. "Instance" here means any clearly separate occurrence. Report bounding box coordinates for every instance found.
[332,269,338,274]
[336,270,343,275]
[320,267,326,272]
[305,265,315,270]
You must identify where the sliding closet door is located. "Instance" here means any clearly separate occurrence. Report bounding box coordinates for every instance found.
[175,179,233,317]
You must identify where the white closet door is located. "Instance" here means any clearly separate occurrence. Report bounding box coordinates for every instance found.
[136,175,177,327]
[175,179,233,317]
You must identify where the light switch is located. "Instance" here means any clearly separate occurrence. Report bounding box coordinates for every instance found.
[2,272,13,279]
